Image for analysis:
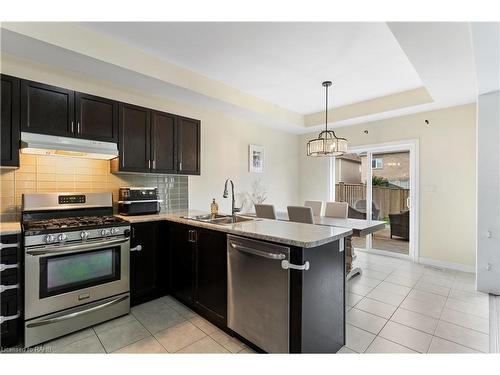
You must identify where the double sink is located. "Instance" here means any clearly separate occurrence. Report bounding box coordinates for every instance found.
[183,214,256,226]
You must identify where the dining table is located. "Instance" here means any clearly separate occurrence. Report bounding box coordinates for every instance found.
[245,211,386,280]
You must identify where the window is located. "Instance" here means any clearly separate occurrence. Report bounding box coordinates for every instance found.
[372,158,383,169]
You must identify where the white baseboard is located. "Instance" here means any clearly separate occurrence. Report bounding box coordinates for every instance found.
[418,257,475,273]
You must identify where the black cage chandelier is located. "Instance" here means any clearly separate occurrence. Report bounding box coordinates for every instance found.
[307,81,348,157]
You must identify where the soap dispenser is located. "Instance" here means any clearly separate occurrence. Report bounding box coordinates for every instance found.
[210,198,219,219]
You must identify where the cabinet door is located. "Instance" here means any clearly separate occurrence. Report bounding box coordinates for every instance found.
[75,92,118,142]
[177,116,200,175]
[21,80,74,137]
[1,75,20,167]
[151,110,176,174]
[195,228,227,324]
[169,224,195,305]
[130,222,160,306]
[118,103,151,173]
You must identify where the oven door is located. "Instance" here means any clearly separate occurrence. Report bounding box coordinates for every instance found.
[24,237,130,320]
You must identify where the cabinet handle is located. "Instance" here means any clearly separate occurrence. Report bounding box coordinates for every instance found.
[152,160,156,169]
[130,245,142,252]
[188,230,197,243]
[179,161,183,171]
[132,227,135,239]
[77,122,81,134]
[0,263,19,272]
[0,284,19,293]
[148,160,151,170]
[71,121,74,133]
[0,243,19,250]
[0,312,20,324]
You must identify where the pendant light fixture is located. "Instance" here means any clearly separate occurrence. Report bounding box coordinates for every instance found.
[307,81,348,157]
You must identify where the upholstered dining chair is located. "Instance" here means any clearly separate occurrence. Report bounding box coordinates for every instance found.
[254,204,277,220]
[304,200,323,216]
[324,201,348,219]
[287,206,314,224]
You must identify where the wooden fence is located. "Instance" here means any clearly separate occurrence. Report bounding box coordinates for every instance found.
[335,183,409,219]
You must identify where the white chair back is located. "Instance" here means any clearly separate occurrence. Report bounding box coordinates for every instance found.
[304,200,323,216]
[324,201,348,219]
[254,204,277,220]
[287,206,314,224]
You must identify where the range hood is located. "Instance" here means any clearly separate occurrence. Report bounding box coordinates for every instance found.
[20,132,118,160]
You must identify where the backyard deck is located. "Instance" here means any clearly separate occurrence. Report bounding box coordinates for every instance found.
[352,225,409,254]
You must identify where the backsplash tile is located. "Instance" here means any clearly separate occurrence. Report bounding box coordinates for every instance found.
[0,154,188,221]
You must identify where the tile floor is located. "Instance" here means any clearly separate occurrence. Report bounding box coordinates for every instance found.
[30,251,489,354]
[34,295,253,354]
[343,251,489,353]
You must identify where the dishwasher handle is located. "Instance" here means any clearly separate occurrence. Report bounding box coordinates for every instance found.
[229,242,286,260]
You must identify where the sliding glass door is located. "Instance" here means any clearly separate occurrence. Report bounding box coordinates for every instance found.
[334,141,418,261]
[369,151,411,256]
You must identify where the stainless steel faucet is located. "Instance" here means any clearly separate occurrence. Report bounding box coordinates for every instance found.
[223,179,240,217]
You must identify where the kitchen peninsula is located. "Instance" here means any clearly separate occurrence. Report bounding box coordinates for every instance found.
[117,211,352,353]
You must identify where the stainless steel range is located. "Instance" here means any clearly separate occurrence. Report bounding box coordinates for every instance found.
[22,192,131,348]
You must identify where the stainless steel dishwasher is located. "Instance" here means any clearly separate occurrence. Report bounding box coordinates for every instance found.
[227,235,310,353]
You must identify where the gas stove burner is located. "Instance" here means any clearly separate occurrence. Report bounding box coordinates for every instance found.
[24,215,127,233]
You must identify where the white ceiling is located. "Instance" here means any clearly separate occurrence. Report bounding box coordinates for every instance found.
[82,22,425,114]
[1,22,478,133]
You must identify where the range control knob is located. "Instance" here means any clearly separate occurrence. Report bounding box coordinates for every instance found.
[58,233,67,242]
[80,231,90,240]
[100,229,110,237]
[110,228,119,235]
[45,234,55,243]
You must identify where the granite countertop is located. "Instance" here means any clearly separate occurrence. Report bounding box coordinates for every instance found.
[116,211,352,248]
[0,221,21,235]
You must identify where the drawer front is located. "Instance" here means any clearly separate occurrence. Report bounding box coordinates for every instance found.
[1,234,21,348]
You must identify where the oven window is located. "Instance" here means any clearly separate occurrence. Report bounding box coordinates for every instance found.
[39,247,121,298]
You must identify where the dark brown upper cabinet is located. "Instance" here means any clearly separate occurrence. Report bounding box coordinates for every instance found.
[20,79,118,143]
[1,75,20,168]
[151,110,176,174]
[177,116,201,175]
[116,105,201,175]
[118,103,151,173]
[75,92,118,142]
[21,80,74,137]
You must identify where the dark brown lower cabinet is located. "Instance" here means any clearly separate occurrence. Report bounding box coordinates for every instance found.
[194,227,227,324]
[168,223,227,327]
[129,222,168,306]
[0,234,22,348]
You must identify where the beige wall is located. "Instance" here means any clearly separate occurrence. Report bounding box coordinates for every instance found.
[300,104,476,268]
[0,54,300,215]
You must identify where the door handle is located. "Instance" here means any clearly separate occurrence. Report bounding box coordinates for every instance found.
[229,242,286,260]
[26,237,129,256]
[281,260,310,271]
[130,245,142,252]
[26,294,129,328]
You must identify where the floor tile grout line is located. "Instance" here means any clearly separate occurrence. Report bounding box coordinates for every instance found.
[92,327,108,353]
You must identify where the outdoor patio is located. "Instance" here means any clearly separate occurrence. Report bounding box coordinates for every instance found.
[352,225,409,255]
